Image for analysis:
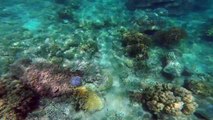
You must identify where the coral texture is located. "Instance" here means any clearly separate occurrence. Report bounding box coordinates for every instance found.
[142,83,198,116]
[154,27,187,47]
[122,31,152,60]
[72,86,103,112]
[0,78,39,120]
[10,59,79,97]
[185,79,213,97]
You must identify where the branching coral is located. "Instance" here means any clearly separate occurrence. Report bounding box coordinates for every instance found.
[142,83,198,116]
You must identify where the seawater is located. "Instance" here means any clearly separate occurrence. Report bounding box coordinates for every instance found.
[0,0,213,120]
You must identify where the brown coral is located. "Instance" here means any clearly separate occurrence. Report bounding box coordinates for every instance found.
[154,27,187,47]
[122,31,152,60]
[0,78,39,120]
[184,79,213,97]
[142,83,198,116]
[0,81,6,97]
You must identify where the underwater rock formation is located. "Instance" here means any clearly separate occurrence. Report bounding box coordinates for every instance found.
[9,59,80,97]
[141,83,198,116]
[0,78,39,120]
[162,52,183,78]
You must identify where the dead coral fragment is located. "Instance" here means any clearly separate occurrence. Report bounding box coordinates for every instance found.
[142,83,198,116]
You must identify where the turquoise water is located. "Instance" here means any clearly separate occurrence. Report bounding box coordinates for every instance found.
[0,0,213,120]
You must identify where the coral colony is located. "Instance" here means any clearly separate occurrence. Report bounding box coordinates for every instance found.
[0,0,213,120]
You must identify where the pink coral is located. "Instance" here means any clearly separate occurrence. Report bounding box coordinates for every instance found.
[10,59,78,97]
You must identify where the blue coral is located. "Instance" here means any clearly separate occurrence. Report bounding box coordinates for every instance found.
[70,76,82,87]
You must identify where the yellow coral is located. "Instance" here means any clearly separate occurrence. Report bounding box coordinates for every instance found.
[74,87,104,112]
[83,91,103,111]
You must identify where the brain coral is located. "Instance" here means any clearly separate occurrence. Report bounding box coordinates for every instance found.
[142,83,198,116]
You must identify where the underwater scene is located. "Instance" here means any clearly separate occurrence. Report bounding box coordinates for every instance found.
[0,0,213,120]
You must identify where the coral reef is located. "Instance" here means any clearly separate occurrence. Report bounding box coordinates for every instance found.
[122,31,152,60]
[0,78,39,120]
[141,83,198,116]
[9,59,79,97]
[154,27,187,47]
[72,86,104,112]
[8,59,104,113]
[79,40,99,55]
[184,79,213,97]
[0,0,212,119]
